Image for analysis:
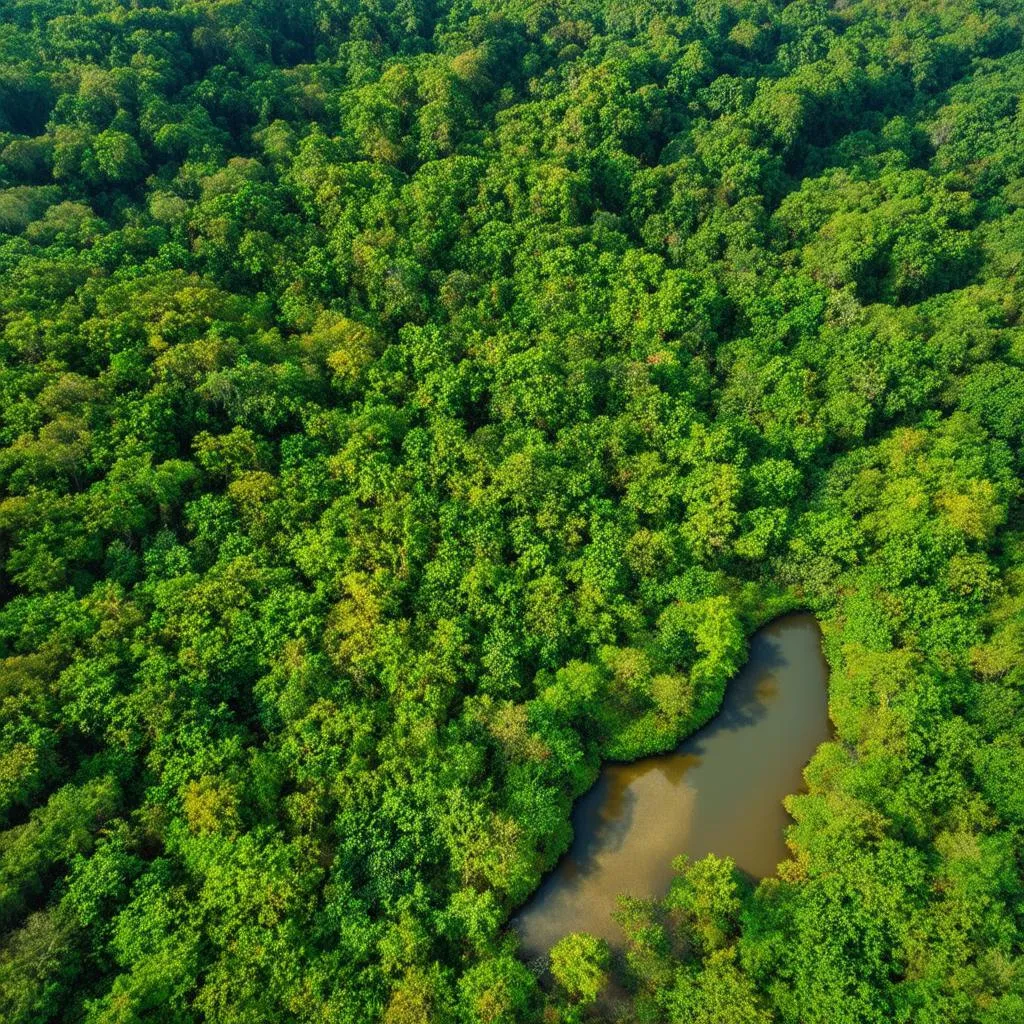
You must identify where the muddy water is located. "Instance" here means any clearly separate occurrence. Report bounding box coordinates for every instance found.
[513,613,830,959]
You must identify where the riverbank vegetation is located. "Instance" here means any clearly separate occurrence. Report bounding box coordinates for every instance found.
[0,0,1022,1021]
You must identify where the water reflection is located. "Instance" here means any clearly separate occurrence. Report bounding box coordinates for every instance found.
[512,613,830,958]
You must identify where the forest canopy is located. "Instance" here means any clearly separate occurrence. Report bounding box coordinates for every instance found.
[1,0,1023,1022]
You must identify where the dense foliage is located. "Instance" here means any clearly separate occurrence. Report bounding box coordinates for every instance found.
[1,0,1023,1021]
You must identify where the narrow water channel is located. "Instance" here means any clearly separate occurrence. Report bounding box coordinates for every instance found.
[512,613,830,960]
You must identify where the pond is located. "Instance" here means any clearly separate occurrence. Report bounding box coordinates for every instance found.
[512,612,830,960]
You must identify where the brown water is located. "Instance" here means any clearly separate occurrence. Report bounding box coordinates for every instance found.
[513,613,830,959]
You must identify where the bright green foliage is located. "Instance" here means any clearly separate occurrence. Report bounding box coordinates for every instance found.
[1,0,1023,1021]
[665,854,743,955]
[550,933,611,1004]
